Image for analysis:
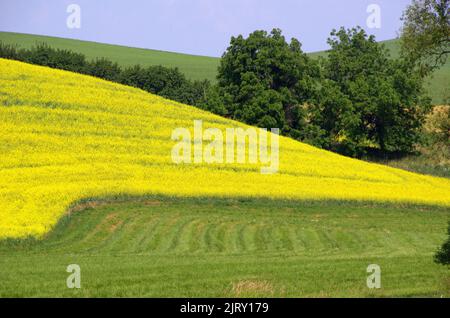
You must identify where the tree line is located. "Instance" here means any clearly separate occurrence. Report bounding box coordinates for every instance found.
[208,27,435,158]
[0,42,211,108]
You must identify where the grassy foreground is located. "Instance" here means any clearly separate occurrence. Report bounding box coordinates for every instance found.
[0,197,448,297]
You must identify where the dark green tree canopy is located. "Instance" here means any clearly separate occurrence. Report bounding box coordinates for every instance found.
[217,29,319,132]
[86,57,121,81]
[209,27,431,158]
[316,27,430,156]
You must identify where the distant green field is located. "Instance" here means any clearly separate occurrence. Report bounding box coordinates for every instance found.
[0,31,448,103]
[308,39,449,105]
[0,197,448,297]
[0,31,219,82]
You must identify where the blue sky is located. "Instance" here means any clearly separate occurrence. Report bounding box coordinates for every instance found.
[0,0,411,57]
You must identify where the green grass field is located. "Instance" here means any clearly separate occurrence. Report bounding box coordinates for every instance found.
[0,31,219,82]
[1,32,448,103]
[0,197,448,297]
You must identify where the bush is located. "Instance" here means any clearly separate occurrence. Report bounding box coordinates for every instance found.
[117,65,208,105]
[21,43,87,73]
[85,58,122,81]
[0,41,21,60]
[197,84,228,116]
[424,105,450,143]
[435,221,450,266]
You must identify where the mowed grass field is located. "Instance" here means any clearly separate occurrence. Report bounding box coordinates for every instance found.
[0,197,449,297]
[1,32,448,104]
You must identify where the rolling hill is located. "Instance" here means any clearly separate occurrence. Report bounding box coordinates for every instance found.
[0,31,219,82]
[0,58,449,297]
[1,31,448,104]
[1,58,449,239]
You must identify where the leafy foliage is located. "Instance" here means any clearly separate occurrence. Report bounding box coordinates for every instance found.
[400,0,450,75]
[0,42,20,59]
[435,221,450,265]
[20,43,86,73]
[313,28,431,157]
[212,28,431,157]
[85,57,122,81]
[215,29,319,135]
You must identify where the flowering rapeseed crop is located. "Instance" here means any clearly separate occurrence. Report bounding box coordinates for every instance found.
[1,58,449,238]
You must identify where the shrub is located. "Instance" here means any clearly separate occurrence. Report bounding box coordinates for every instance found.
[85,58,122,81]
[435,221,450,266]
[0,41,21,59]
[21,43,87,73]
[424,105,450,143]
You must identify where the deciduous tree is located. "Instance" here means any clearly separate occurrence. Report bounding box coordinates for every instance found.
[400,0,450,75]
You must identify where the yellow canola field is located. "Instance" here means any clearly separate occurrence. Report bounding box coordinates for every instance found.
[1,58,449,238]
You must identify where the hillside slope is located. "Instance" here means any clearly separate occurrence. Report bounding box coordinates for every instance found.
[1,32,448,103]
[0,31,219,82]
[1,58,449,239]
